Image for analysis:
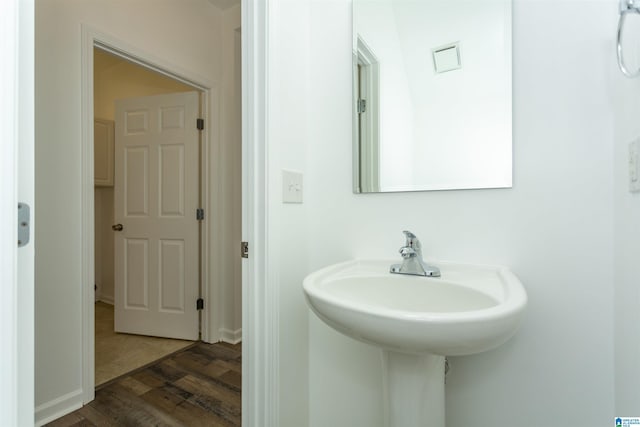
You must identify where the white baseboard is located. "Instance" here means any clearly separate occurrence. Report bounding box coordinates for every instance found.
[35,389,83,426]
[98,294,114,305]
[219,327,242,344]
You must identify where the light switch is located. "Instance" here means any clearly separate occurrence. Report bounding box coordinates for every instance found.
[282,170,303,203]
[630,139,640,193]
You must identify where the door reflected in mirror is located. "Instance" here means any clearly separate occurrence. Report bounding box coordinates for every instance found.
[353,0,512,193]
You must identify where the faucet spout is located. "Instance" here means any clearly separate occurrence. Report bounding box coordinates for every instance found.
[390,230,441,277]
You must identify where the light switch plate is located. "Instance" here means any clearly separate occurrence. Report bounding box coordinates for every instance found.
[282,170,303,203]
[630,139,640,192]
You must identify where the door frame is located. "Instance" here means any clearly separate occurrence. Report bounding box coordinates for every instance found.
[241,0,279,425]
[0,0,34,424]
[80,26,218,403]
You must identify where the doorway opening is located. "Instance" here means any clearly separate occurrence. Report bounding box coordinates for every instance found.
[79,25,244,404]
[93,47,202,386]
[354,36,380,193]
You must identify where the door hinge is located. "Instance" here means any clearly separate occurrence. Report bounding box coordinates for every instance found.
[196,298,204,310]
[197,118,204,130]
[196,208,204,220]
[241,241,249,259]
[357,99,367,114]
[18,203,30,248]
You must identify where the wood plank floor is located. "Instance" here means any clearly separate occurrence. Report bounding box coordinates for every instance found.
[46,342,241,427]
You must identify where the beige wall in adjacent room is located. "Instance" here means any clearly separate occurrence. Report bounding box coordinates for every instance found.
[94,49,194,121]
[217,4,242,343]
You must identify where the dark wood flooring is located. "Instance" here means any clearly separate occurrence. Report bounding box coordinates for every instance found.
[46,342,241,427]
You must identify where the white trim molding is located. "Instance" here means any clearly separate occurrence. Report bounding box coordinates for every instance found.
[219,328,242,345]
[98,296,114,306]
[80,25,96,406]
[242,0,279,426]
[35,389,83,427]
[17,0,35,425]
[354,36,380,193]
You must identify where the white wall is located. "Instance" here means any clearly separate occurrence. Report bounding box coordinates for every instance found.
[303,1,616,426]
[35,0,240,422]
[613,2,640,412]
[395,1,511,189]
[266,1,312,424]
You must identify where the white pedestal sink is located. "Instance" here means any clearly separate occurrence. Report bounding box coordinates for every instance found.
[303,260,527,427]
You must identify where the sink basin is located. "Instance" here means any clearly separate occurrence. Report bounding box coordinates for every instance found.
[303,259,527,427]
[303,259,527,356]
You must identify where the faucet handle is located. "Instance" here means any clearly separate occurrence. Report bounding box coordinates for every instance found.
[402,230,416,240]
[402,230,420,249]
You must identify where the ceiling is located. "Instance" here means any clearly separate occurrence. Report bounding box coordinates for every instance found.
[207,0,240,10]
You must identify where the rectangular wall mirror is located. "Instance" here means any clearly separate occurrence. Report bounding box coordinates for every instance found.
[353,0,512,193]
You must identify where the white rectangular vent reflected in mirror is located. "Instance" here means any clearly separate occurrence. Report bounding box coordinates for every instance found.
[432,42,461,73]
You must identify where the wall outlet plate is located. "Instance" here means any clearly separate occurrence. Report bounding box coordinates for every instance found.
[282,170,303,203]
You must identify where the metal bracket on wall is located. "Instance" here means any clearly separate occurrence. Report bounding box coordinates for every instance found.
[18,203,30,248]
[357,98,366,114]
[241,241,249,258]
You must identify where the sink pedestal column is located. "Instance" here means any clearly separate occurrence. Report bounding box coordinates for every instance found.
[382,351,445,427]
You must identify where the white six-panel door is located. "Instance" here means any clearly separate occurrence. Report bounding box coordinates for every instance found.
[114,91,200,340]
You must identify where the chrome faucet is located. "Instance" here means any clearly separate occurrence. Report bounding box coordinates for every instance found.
[390,230,441,277]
